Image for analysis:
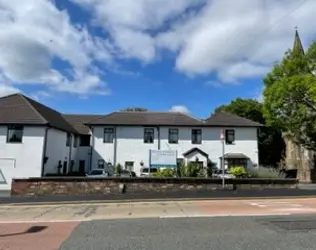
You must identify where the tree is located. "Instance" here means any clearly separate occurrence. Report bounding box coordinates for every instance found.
[263,41,316,150]
[214,98,285,167]
[121,107,148,112]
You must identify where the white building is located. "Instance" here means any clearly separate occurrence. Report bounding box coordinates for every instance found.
[87,111,260,174]
[0,93,261,190]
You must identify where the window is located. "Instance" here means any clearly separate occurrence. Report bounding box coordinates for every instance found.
[7,125,23,143]
[191,129,202,144]
[144,128,154,143]
[125,161,134,171]
[177,158,184,167]
[225,158,247,169]
[168,128,179,144]
[98,159,105,169]
[66,133,71,147]
[225,129,235,144]
[104,128,115,143]
[141,168,158,173]
[73,136,78,148]
[79,135,90,146]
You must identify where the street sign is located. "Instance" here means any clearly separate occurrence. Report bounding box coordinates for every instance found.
[149,150,177,167]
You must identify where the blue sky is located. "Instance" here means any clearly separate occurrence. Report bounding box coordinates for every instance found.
[0,0,315,118]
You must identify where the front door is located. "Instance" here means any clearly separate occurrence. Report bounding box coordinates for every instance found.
[63,161,67,175]
[79,160,85,174]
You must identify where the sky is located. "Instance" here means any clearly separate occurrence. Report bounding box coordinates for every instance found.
[0,0,316,118]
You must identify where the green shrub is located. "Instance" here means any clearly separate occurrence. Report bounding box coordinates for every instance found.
[228,166,247,177]
[176,163,203,177]
[152,168,175,177]
[247,166,286,179]
[115,163,123,176]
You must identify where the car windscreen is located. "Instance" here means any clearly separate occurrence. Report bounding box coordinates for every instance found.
[141,168,157,173]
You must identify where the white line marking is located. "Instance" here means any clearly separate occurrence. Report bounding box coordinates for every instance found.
[159,213,291,219]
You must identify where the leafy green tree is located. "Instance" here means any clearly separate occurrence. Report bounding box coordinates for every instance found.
[263,38,316,150]
[214,98,285,167]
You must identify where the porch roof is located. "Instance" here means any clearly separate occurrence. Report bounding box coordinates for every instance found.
[219,153,249,159]
[182,147,208,158]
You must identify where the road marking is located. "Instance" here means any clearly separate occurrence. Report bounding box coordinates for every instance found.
[159,213,291,219]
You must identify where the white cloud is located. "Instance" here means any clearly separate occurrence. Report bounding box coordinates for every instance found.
[0,0,111,96]
[2,0,316,96]
[71,0,316,85]
[0,74,20,97]
[71,0,204,62]
[0,83,20,97]
[169,105,190,114]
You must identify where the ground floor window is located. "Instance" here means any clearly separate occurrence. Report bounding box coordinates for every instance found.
[125,161,134,171]
[225,158,247,169]
[177,158,184,167]
[189,161,204,168]
[98,159,105,169]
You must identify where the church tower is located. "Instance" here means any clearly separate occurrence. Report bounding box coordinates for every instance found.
[283,28,315,182]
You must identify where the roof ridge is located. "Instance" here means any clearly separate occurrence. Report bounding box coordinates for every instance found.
[179,112,204,123]
[86,111,118,125]
[0,93,21,100]
[63,114,104,117]
[118,111,178,114]
[19,94,48,124]
[220,111,262,124]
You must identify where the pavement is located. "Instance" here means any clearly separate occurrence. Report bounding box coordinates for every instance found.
[2,198,316,249]
[2,188,316,205]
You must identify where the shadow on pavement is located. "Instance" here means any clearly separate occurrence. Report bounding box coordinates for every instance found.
[0,226,47,237]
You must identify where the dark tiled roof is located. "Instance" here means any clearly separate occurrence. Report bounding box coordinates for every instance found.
[87,111,204,126]
[205,112,262,127]
[0,94,77,133]
[63,114,103,134]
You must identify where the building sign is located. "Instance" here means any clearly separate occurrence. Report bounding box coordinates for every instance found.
[149,150,177,167]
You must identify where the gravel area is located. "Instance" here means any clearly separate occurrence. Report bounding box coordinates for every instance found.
[61,215,316,250]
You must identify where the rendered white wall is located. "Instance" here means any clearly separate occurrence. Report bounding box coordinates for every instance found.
[90,126,259,175]
[0,126,45,190]
[44,128,71,174]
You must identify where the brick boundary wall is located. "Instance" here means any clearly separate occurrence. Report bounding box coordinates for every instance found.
[11,178,298,197]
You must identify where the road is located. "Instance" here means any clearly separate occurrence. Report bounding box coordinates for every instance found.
[60,216,316,250]
[2,198,316,249]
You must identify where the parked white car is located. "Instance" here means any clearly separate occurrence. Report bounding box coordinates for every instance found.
[140,167,158,177]
[212,169,236,179]
[86,169,110,178]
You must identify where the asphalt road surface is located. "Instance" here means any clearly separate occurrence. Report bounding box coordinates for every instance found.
[60,215,316,250]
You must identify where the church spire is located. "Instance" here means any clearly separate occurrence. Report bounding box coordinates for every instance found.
[292,27,304,56]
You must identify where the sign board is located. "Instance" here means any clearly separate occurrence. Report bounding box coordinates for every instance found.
[149,150,177,167]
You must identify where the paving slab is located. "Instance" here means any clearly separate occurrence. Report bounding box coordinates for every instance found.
[0,222,78,250]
